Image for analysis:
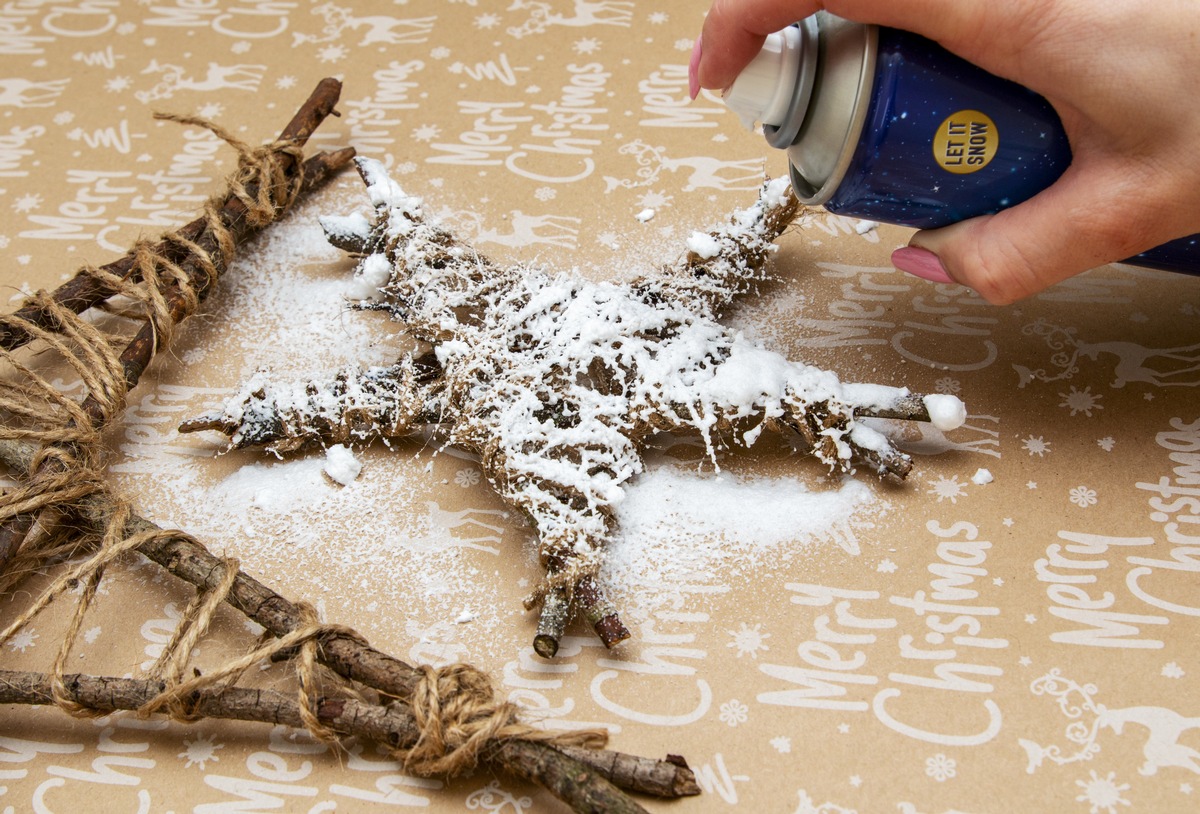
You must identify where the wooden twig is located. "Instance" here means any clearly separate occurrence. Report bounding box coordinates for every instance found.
[0,79,702,812]
[0,438,699,805]
[0,79,353,573]
[0,669,668,812]
[0,78,346,354]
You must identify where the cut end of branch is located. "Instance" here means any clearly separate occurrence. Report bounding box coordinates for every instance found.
[533,634,559,659]
[665,754,702,796]
[593,613,631,650]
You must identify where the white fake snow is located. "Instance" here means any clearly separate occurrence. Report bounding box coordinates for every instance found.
[923,393,967,432]
[685,230,721,259]
[972,468,994,485]
[635,208,655,223]
[348,254,392,301]
[605,466,879,617]
[324,444,362,485]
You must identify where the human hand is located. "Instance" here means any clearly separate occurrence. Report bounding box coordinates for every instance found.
[690,0,1200,303]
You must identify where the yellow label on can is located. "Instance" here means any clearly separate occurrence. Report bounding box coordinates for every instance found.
[933,110,998,174]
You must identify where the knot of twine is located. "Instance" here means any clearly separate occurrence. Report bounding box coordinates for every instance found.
[396,662,606,777]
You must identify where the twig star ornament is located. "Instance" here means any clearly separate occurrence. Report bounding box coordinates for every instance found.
[182,158,966,657]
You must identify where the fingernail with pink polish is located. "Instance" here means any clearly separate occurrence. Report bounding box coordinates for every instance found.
[688,36,702,100]
[891,246,954,284]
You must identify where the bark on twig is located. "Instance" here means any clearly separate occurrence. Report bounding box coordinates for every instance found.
[0,78,346,354]
[0,438,699,804]
[0,669,693,809]
[0,79,701,813]
[0,79,352,574]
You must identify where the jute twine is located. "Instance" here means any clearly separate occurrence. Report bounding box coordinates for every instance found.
[0,116,606,778]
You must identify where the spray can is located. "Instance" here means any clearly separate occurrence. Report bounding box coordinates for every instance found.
[723,13,1199,275]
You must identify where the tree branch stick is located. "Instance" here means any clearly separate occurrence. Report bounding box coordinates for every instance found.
[0,439,698,803]
[0,669,664,813]
[0,77,346,354]
[0,79,353,574]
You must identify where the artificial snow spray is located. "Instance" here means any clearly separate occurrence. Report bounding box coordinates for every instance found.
[723,13,1199,274]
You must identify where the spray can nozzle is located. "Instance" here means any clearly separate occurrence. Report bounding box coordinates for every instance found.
[722,18,820,148]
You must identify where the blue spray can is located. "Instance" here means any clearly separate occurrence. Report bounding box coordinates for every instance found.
[723,13,1199,274]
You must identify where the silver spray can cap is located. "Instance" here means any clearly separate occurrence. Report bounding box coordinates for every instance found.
[722,14,878,205]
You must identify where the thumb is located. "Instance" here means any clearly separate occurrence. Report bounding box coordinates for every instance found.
[899,162,1165,304]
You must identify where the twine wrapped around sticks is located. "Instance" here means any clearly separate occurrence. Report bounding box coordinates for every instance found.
[0,91,662,811]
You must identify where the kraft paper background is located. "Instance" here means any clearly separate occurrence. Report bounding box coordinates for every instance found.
[1,2,1198,812]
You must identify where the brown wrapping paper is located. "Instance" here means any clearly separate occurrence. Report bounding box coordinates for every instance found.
[1,2,1198,811]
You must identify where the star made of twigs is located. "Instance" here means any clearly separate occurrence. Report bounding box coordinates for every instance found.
[181,158,965,657]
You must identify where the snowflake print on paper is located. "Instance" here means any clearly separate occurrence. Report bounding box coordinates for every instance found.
[178,733,224,770]
[925,753,956,782]
[430,46,451,59]
[1069,486,1098,508]
[770,736,791,754]
[276,75,297,89]
[12,193,42,213]
[1075,770,1131,814]
[1162,662,1185,679]
[197,102,224,120]
[1060,386,1103,417]
[648,12,668,24]
[476,14,500,29]
[719,699,749,727]
[83,626,102,644]
[6,627,37,653]
[927,475,967,503]
[877,558,897,573]
[573,37,600,54]
[727,622,770,659]
[637,190,673,210]
[317,44,346,63]
[534,186,557,202]
[934,376,961,394]
[1097,436,1115,451]
[1022,435,1050,456]
[454,468,482,488]
[674,38,693,51]
[595,230,620,249]
[105,76,131,93]
[412,124,441,142]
